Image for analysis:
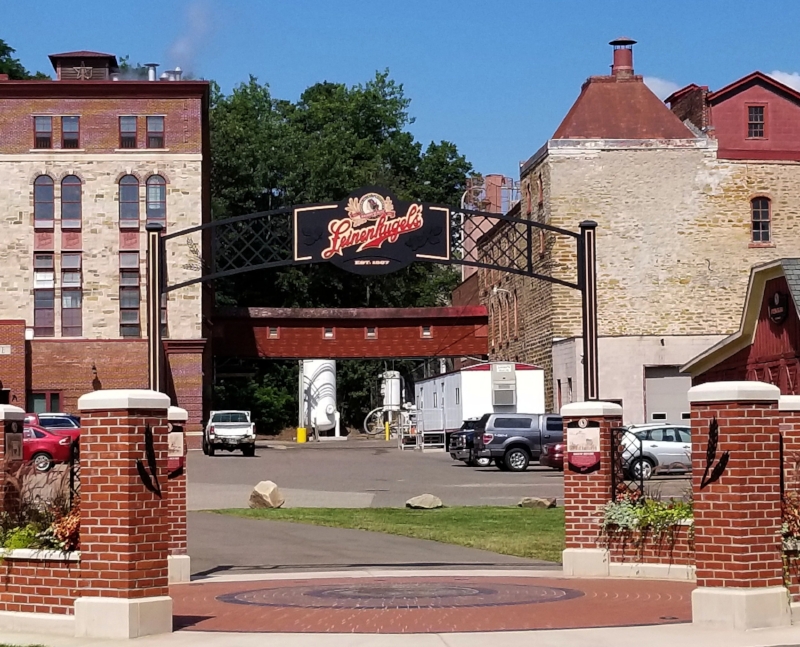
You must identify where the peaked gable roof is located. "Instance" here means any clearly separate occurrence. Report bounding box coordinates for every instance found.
[707,71,800,105]
[553,75,694,139]
[682,259,800,376]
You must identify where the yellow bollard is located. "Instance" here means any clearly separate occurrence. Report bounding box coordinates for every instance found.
[297,427,307,444]
[385,420,390,441]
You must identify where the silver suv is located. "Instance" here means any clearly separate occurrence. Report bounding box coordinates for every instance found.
[622,423,691,480]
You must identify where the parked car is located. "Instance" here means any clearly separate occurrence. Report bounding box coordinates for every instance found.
[539,442,564,470]
[621,423,692,480]
[473,413,564,472]
[203,410,256,456]
[23,424,74,473]
[449,419,492,467]
[37,413,81,430]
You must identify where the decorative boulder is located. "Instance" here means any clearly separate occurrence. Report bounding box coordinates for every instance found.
[518,497,557,509]
[249,481,285,509]
[406,494,443,509]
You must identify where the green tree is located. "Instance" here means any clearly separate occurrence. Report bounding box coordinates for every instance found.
[209,71,472,431]
[0,39,48,79]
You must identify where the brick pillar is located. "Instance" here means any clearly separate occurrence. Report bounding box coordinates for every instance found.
[779,395,800,490]
[0,405,25,515]
[689,381,789,630]
[167,405,190,584]
[74,390,173,639]
[561,401,623,576]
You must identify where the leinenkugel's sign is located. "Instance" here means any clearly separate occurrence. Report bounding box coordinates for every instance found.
[293,187,450,275]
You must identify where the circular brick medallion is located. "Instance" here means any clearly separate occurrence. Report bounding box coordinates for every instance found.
[217,581,582,609]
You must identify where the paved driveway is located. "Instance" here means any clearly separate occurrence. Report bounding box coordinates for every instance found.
[187,441,566,510]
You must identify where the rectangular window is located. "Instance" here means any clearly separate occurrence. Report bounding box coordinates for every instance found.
[748,106,765,138]
[34,288,55,337]
[120,252,140,337]
[146,116,165,148]
[30,391,61,413]
[34,253,55,288]
[651,412,667,421]
[119,116,137,148]
[161,292,168,338]
[421,325,432,338]
[34,116,52,149]
[61,116,80,148]
[323,327,334,339]
[455,388,460,405]
[752,197,771,243]
[433,392,438,408]
[365,326,377,339]
[268,326,279,339]
[61,253,82,336]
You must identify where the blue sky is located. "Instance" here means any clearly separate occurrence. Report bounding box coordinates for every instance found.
[4,0,800,180]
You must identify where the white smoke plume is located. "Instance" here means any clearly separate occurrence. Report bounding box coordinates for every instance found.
[168,0,212,74]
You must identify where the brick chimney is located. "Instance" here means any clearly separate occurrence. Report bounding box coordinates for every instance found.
[609,37,636,79]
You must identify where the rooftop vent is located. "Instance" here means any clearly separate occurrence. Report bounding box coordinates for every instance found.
[609,37,636,78]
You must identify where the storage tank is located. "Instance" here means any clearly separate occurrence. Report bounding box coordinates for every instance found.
[303,360,339,434]
[381,370,402,411]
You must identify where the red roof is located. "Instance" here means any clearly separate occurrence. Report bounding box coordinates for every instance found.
[664,83,703,105]
[553,75,694,139]
[49,50,116,59]
[707,71,800,105]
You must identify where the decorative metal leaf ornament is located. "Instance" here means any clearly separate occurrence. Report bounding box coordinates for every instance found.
[136,423,162,498]
[700,416,729,489]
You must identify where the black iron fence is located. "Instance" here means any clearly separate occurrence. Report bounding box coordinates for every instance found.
[610,427,645,501]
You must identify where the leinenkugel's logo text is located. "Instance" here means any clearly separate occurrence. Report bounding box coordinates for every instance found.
[321,193,424,259]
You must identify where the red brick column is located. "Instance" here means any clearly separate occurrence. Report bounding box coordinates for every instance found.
[689,381,788,630]
[74,390,173,639]
[0,405,25,515]
[778,395,800,600]
[561,401,622,576]
[167,405,190,583]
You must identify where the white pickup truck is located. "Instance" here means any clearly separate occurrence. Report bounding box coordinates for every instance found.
[203,410,256,457]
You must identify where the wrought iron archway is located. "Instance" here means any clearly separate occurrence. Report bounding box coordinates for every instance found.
[145,186,598,400]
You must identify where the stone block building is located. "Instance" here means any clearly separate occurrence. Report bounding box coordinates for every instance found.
[0,51,209,431]
[477,38,800,424]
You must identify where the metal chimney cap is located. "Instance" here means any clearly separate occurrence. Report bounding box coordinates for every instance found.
[609,37,636,48]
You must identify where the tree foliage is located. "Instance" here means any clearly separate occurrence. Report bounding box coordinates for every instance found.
[209,71,473,432]
[0,39,48,79]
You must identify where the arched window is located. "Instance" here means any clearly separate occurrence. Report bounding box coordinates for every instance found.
[119,175,140,228]
[61,175,81,229]
[146,175,166,225]
[33,176,54,228]
[751,197,771,243]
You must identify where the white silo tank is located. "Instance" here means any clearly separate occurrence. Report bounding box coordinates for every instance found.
[382,371,402,412]
[303,360,340,436]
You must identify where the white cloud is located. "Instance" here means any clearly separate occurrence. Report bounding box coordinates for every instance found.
[168,0,212,73]
[643,76,682,101]
[768,70,800,91]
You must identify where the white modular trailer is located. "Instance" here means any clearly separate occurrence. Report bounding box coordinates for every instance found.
[414,362,545,434]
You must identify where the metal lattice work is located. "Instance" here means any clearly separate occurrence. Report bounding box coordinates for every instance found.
[611,427,645,501]
[450,209,579,289]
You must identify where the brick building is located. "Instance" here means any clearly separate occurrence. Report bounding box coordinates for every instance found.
[0,51,209,431]
[476,38,800,423]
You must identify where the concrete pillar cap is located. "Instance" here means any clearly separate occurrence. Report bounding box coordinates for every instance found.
[78,389,170,412]
[561,401,622,418]
[0,404,25,422]
[168,406,189,423]
[779,395,800,412]
[688,381,780,404]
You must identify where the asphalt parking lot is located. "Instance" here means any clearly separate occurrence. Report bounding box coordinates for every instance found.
[187,439,690,510]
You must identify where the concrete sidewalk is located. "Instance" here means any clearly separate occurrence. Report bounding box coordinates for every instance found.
[2,622,800,647]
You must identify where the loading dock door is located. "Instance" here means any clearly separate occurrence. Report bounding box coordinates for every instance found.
[644,366,691,423]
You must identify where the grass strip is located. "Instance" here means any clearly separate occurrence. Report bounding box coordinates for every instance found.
[213,506,564,563]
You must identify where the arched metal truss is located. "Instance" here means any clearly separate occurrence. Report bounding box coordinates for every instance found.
[146,192,599,401]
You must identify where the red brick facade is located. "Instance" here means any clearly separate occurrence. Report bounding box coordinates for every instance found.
[0,93,204,155]
[691,399,783,588]
[562,411,619,550]
[0,559,82,614]
[0,321,26,407]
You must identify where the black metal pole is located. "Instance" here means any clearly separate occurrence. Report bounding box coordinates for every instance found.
[146,222,165,393]
[579,220,599,401]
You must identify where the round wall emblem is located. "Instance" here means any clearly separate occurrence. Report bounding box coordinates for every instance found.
[578,418,588,428]
[9,421,18,433]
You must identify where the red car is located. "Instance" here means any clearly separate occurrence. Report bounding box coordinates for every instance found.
[539,442,564,471]
[23,425,74,473]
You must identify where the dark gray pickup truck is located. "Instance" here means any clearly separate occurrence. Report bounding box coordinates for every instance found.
[473,413,564,472]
